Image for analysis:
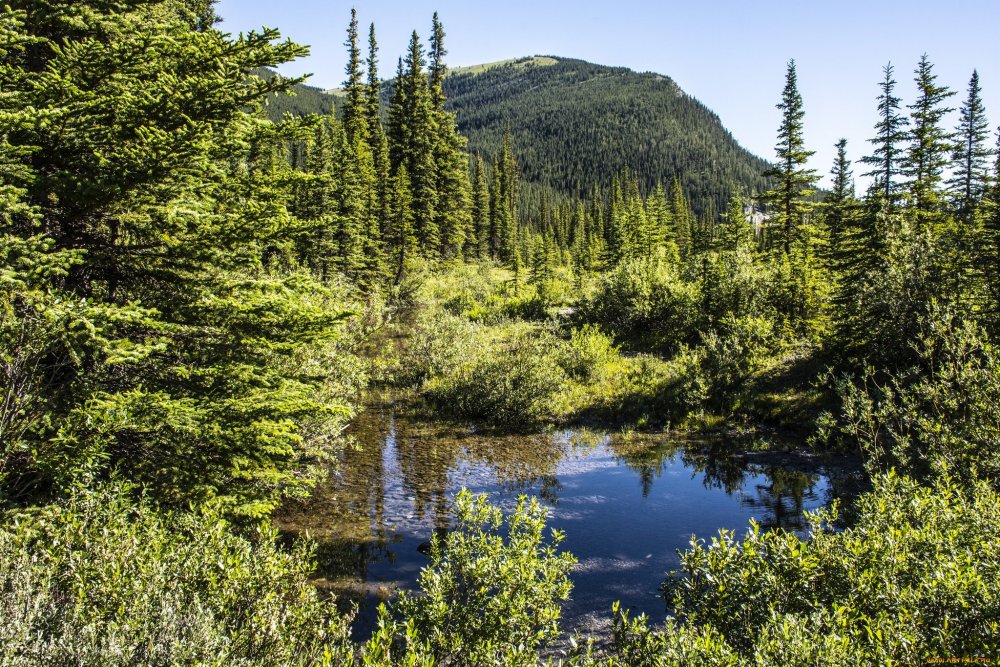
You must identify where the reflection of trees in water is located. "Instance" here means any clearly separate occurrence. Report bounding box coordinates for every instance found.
[391,415,456,529]
[739,466,817,531]
[612,438,825,532]
[283,403,862,587]
[684,446,820,532]
[610,436,684,497]
[682,448,748,495]
[283,403,572,580]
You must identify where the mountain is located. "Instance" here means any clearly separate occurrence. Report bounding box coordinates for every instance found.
[444,56,769,215]
[263,56,770,215]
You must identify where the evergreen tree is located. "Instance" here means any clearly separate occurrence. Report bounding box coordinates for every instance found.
[826,138,857,268]
[469,154,490,259]
[341,8,368,145]
[428,12,448,113]
[670,177,694,256]
[717,194,754,252]
[862,64,909,209]
[389,164,417,284]
[761,59,817,257]
[398,31,439,254]
[981,129,1000,329]
[0,0,353,513]
[490,131,520,264]
[903,54,956,224]
[949,70,993,222]
[426,15,472,259]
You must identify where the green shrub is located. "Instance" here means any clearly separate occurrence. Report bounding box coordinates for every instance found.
[397,312,483,386]
[700,315,777,405]
[425,330,567,427]
[581,257,703,352]
[365,490,575,666]
[558,324,620,380]
[0,486,354,666]
[658,472,1000,664]
[823,306,1000,487]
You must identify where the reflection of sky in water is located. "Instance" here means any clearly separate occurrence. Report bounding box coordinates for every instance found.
[278,407,851,635]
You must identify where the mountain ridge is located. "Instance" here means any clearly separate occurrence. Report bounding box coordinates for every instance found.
[263,55,770,215]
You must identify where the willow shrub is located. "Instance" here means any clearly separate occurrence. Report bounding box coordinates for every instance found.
[423,326,568,428]
[364,490,575,667]
[0,486,355,666]
[826,306,1000,488]
[619,472,1000,666]
[579,257,703,353]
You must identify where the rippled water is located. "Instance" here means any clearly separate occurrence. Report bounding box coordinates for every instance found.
[277,394,864,637]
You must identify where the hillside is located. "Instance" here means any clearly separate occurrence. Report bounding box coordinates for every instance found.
[264,56,770,214]
[444,56,769,215]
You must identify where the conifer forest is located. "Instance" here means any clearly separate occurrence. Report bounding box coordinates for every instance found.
[1,2,999,665]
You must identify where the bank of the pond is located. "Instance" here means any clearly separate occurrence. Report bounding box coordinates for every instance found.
[276,392,866,641]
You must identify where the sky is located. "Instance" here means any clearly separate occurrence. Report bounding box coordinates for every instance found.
[215,1,1000,188]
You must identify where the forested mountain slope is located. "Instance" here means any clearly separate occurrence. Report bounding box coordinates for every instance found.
[444,56,769,214]
[266,56,769,215]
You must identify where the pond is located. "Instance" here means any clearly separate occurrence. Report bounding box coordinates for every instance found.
[277,393,866,639]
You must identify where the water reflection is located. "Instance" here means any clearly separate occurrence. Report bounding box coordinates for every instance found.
[276,394,862,634]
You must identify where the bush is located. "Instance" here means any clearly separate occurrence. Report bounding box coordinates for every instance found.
[365,490,575,666]
[581,257,703,352]
[699,315,777,405]
[557,324,620,381]
[656,472,1000,664]
[823,306,1000,487]
[396,311,483,386]
[0,486,354,666]
[425,330,567,427]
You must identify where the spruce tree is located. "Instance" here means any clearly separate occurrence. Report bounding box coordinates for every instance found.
[826,138,857,268]
[670,177,693,255]
[470,154,490,259]
[365,24,392,258]
[398,31,439,255]
[0,0,353,512]
[761,60,817,257]
[904,54,956,224]
[389,164,417,284]
[717,194,754,252]
[862,64,909,209]
[423,15,472,259]
[949,70,993,222]
[341,8,368,145]
[980,129,1000,330]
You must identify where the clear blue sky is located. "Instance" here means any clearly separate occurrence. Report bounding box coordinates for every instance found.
[216,0,1000,189]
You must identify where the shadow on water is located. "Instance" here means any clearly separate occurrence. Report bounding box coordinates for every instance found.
[275,392,866,639]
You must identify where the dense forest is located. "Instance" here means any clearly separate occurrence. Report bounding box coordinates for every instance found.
[1,1,999,665]
[264,55,771,219]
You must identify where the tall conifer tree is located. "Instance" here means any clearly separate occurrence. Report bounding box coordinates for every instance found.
[904,54,955,224]
[341,8,368,145]
[862,64,908,209]
[949,70,993,222]
[761,59,816,257]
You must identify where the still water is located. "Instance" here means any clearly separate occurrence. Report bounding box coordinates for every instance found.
[277,394,864,637]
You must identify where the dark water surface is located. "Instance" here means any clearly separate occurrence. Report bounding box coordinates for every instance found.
[277,395,864,637]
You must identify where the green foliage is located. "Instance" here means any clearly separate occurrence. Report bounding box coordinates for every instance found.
[368,490,575,666]
[557,324,620,381]
[581,257,703,353]
[761,60,817,257]
[700,315,777,405]
[0,485,355,666]
[654,472,1000,665]
[825,306,1000,487]
[423,326,567,427]
[0,0,367,514]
